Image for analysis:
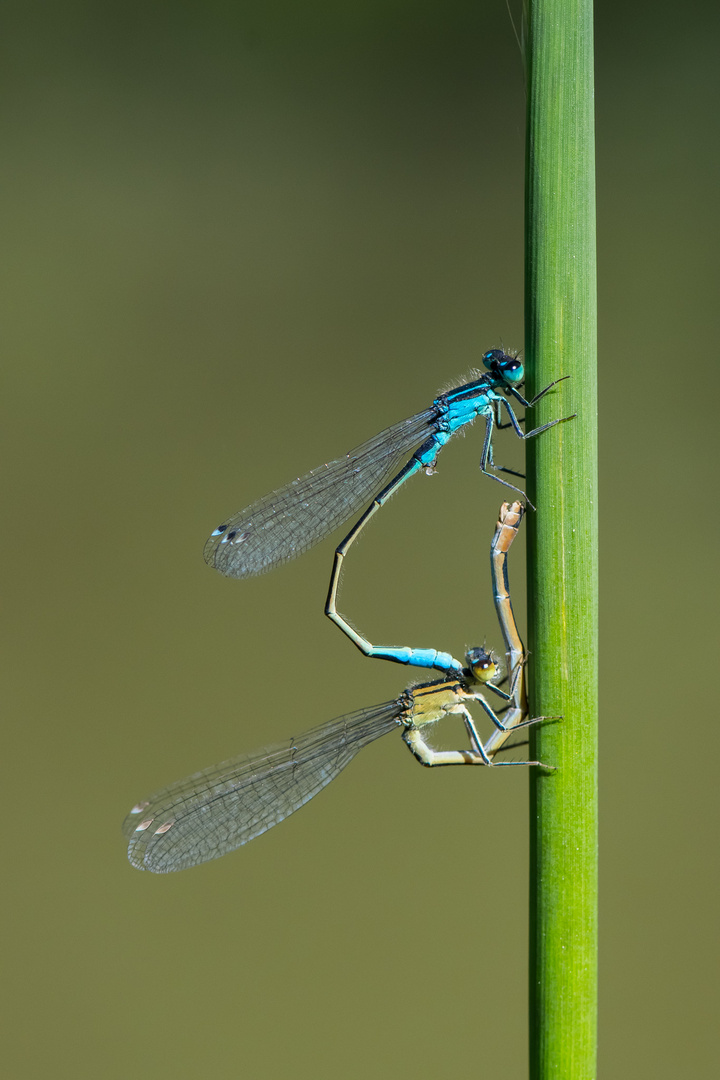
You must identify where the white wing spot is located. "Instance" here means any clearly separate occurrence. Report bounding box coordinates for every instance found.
[130,801,150,814]
[135,818,154,832]
[154,821,174,835]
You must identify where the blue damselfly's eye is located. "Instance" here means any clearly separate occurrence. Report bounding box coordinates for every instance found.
[500,358,524,385]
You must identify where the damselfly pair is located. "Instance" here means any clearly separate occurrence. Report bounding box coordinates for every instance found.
[124,353,571,871]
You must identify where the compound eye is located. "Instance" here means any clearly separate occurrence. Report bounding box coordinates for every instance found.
[502,359,524,384]
[466,647,498,683]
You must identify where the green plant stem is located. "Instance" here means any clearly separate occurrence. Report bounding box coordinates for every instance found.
[523,0,598,1077]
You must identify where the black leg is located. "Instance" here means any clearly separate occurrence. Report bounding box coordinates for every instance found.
[524,371,574,406]
[523,415,575,439]
[478,415,529,501]
[488,404,527,476]
[502,397,575,442]
[499,398,526,438]
[513,374,571,409]
[496,412,525,431]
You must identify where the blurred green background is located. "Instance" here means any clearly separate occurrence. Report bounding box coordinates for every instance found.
[3,2,718,1077]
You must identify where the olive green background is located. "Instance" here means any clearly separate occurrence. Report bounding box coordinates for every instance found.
[3,2,718,1077]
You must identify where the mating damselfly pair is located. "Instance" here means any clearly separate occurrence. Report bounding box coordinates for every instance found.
[124,353,571,871]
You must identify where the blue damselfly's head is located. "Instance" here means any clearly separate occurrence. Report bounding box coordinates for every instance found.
[482,349,524,388]
[465,647,500,685]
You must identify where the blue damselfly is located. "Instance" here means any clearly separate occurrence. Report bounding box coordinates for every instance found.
[203,350,572,667]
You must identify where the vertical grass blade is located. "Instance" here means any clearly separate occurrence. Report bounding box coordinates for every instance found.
[523,0,598,1076]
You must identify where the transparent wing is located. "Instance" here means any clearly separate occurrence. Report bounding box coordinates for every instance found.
[203,409,436,577]
[123,701,404,873]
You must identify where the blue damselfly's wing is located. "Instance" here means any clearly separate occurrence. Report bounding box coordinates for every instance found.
[203,410,435,577]
[123,701,403,872]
